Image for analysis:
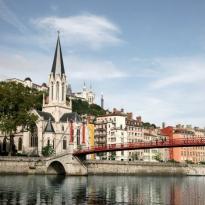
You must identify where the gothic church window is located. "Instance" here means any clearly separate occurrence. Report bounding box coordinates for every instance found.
[51,82,54,100]
[30,125,38,147]
[56,82,59,101]
[62,83,64,101]
[18,138,22,151]
[63,137,67,150]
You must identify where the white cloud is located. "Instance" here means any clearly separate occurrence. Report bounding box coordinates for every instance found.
[33,14,122,49]
[66,56,127,80]
[151,57,205,89]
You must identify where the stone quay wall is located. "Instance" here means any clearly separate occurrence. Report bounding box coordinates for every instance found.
[1,157,205,176]
[86,160,205,176]
[0,156,46,175]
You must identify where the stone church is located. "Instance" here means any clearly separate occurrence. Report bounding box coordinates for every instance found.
[0,35,89,156]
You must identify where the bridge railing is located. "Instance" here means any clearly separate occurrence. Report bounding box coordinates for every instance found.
[73,137,205,155]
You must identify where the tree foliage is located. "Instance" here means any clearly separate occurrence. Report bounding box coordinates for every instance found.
[0,81,41,137]
[72,99,105,116]
[154,152,162,162]
[42,145,55,157]
[142,122,157,129]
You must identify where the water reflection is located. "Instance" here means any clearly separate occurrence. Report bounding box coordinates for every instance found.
[0,175,204,204]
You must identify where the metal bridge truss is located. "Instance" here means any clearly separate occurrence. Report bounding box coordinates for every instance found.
[73,137,205,156]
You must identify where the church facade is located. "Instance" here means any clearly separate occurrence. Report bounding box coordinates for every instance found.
[0,35,90,156]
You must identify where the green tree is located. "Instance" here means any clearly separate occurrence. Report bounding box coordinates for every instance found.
[42,145,55,157]
[72,99,105,117]
[0,82,40,155]
[154,152,162,162]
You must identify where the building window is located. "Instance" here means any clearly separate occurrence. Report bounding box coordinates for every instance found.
[63,138,67,150]
[18,138,22,151]
[47,139,50,146]
[53,139,55,149]
[2,137,7,152]
[62,83,64,101]
[30,125,38,147]
[56,81,59,101]
[62,125,64,131]
[51,82,54,100]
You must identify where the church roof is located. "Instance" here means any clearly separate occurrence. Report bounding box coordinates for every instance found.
[51,34,65,75]
[60,112,82,123]
[44,119,55,133]
[36,111,55,121]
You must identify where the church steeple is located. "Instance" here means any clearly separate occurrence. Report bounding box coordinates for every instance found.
[51,32,65,76]
[43,33,72,121]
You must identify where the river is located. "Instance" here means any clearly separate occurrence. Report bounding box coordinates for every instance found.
[0,175,204,204]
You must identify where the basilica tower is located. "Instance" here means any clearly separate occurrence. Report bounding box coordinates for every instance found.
[43,34,72,121]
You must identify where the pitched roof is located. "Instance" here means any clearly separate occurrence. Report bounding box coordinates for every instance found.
[51,35,65,75]
[44,119,55,133]
[60,112,82,123]
[36,111,55,121]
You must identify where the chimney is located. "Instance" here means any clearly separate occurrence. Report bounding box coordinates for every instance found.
[113,108,117,113]
[127,112,133,120]
[136,116,142,123]
[162,122,165,129]
[121,108,124,113]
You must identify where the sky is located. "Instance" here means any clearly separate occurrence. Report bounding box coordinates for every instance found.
[1,0,205,127]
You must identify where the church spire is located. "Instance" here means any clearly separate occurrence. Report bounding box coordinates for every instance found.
[51,32,65,75]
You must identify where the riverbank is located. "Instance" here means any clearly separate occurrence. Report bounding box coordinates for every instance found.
[0,156,205,176]
[87,160,205,176]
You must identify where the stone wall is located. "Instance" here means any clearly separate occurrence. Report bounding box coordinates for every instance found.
[86,160,205,176]
[0,156,46,175]
[1,157,205,176]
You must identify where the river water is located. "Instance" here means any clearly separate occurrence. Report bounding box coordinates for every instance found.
[0,175,204,205]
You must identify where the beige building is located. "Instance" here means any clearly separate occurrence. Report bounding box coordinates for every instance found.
[6,77,48,92]
[72,83,95,105]
[95,109,129,161]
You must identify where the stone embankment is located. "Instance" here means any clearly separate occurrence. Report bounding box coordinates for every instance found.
[86,160,205,176]
[0,156,205,176]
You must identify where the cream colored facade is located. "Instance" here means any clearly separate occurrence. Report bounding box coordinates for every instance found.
[6,77,48,92]
[95,113,129,161]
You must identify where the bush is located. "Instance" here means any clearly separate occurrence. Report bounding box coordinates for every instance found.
[42,145,55,157]
[167,159,180,163]
[185,160,194,164]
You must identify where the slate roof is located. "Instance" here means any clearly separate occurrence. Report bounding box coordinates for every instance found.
[44,119,55,133]
[51,35,65,75]
[36,111,55,121]
[60,112,81,123]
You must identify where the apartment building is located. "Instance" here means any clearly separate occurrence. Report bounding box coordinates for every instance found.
[95,109,128,161]
[161,125,205,163]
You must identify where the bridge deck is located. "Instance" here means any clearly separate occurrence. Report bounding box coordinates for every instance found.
[73,137,205,156]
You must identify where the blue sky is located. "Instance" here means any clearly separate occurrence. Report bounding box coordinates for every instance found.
[1,0,205,127]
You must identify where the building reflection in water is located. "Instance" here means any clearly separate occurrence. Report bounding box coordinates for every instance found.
[0,175,204,204]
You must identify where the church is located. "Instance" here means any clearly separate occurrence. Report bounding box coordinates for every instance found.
[0,35,90,156]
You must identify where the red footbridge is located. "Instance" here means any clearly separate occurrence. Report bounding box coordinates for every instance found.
[73,137,205,156]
